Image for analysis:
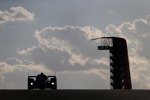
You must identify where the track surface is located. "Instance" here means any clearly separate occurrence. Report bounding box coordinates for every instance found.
[1,90,150,100]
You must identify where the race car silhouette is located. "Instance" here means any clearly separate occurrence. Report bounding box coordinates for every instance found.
[28,73,57,90]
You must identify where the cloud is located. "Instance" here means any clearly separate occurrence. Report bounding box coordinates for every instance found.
[0,57,53,75]
[18,26,109,72]
[0,6,34,23]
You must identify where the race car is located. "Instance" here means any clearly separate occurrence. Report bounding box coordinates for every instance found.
[28,73,57,90]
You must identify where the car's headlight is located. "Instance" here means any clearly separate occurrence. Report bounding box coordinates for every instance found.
[30,82,33,85]
[51,82,55,85]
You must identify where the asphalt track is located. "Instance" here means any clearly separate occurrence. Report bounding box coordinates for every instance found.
[1,90,150,100]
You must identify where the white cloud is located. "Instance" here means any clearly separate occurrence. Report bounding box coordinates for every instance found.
[17,26,109,85]
[0,6,34,23]
[0,58,53,75]
[17,46,37,55]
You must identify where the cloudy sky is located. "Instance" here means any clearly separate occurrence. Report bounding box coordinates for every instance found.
[0,0,150,89]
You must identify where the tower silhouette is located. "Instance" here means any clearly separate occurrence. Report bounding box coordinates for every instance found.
[97,37,132,89]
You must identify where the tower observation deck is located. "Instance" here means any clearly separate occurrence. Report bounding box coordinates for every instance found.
[97,37,132,89]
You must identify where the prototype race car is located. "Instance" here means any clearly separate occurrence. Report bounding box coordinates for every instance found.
[28,73,57,90]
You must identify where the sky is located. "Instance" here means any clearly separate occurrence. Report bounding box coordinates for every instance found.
[0,0,150,89]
